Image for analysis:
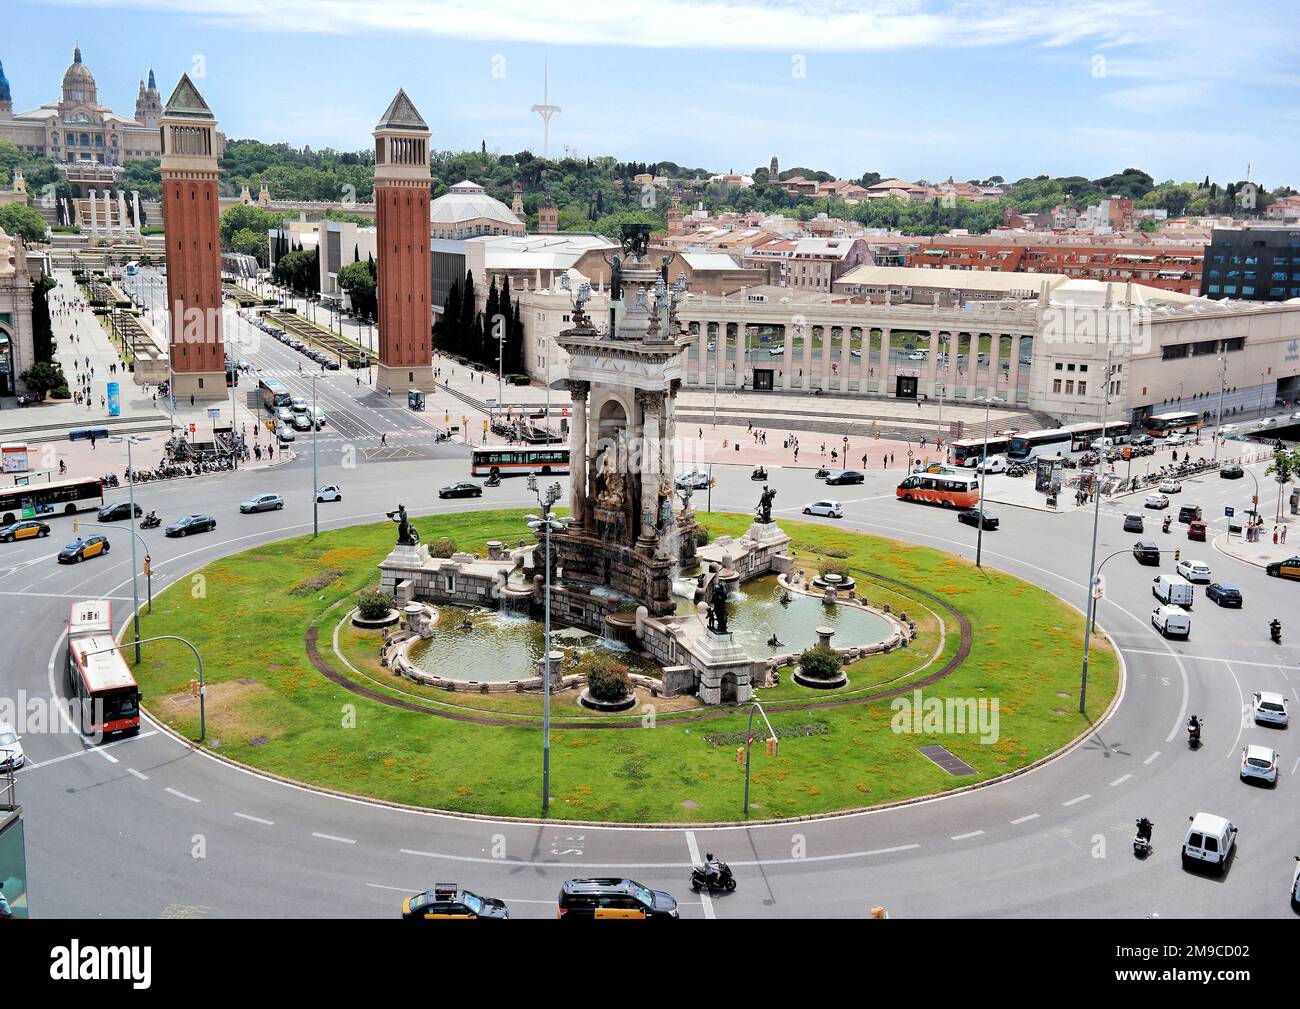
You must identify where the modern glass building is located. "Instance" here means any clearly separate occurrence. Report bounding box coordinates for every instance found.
[1205,227,1300,301]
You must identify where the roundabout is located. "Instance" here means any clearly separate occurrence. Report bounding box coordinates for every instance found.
[125,508,1118,823]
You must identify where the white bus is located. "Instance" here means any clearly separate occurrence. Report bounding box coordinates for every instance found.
[950,435,1011,468]
[470,446,571,479]
[1008,427,1075,461]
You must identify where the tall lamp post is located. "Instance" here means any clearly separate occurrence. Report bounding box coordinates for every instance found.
[83,635,206,739]
[1079,347,1113,715]
[526,476,570,816]
[108,434,150,664]
[1213,355,1227,463]
[974,396,1003,567]
[309,374,320,536]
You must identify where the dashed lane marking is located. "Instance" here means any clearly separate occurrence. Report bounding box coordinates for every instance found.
[398,843,921,869]
[127,767,148,781]
[951,830,984,841]
[1061,794,1091,807]
[312,832,357,845]
[165,786,200,803]
[1010,814,1039,825]
[235,812,275,826]
[1144,751,1161,765]
[1110,774,1131,787]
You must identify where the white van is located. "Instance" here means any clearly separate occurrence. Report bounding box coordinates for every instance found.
[1182,812,1237,874]
[1152,573,1194,608]
[1152,605,1191,639]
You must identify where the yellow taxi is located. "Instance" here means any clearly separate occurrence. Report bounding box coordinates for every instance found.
[57,535,109,564]
[401,884,509,920]
[1266,556,1300,581]
[0,520,50,543]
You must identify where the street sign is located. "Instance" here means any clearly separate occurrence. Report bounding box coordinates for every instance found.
[1225,506,1234,517]
[207,408,220,421]
[188,423,196,435]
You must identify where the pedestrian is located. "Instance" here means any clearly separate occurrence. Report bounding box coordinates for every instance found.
[190,394,195,407]
[862,452,868,468]
[381,432,387,447]
[1273,526,1279,545]
[1283,526,1289,544]
[90,432,96,450]
[890,452,894,466]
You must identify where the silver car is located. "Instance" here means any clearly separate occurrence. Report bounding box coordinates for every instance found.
[1253,691,1289,727]
[1240,744,1278,785]
[240,493,284,513]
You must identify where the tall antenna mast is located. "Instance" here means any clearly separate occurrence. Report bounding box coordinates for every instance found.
[530,57,561,160]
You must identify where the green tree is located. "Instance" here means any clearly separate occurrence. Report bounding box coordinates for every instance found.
[31,274,56,362]
[230,227,267,264]
[337,260,376,320]
[1265,448,1300,521]
[0,204,48,243]
[19,360,67,401]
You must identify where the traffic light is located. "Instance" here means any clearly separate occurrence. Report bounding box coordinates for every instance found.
[72,517,79,533]
[736,745,745,764]
[765,736,778,757]
[143,554,151,578]
[1174,548,1181,562]
[1252,495,1259,506]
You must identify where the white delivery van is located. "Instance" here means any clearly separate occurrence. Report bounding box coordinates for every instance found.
[1152,605,1191,639]
[1182,812,1237,874]
[1152,573,1194,607]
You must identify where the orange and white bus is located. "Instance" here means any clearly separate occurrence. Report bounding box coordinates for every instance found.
[950,435,1011,468]
[896,472,980,508]
[470,446,570,479]
[65,600,141,738]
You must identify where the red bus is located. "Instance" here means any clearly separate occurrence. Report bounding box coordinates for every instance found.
[65,600,141,738]
[470,446,570,479]
[896,472,980,508]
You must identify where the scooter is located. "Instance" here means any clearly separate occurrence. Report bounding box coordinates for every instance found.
[485,473,501,488]
[139,512,161,530]
[751,466,768,481]
[1133,817,1153,858]
[690,853,736,893]
[1271,620,1282,644]
[814,465,830,480]
[1162,516,1172,534]
[1187,716,1202,749]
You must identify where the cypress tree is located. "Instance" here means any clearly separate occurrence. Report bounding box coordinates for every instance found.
[485,277,501,371]
[459,270,477,356]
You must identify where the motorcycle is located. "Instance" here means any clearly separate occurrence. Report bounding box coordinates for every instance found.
[139,512,161,530]
[1162,516,1171,534]
[751,466,768,481]
[485,473,501,488]
[1187,716,1202,749]
[1271,620,1282,645]
[689,853,736,893]
[814,465,830,480]
[1133,817,1153,858]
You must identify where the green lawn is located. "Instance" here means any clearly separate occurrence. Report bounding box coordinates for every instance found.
[130,510,1118,823]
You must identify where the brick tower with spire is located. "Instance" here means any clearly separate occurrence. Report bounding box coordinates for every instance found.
[372,89,434,393]
[159,74,225,401]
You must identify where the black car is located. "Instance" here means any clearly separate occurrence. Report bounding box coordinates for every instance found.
[97,501,142,522]
[438,481,482,499]
[1130,434,1155,447]
[957,507,998,530]
[1177,504,1202,524]
[402,884,508,920]
[558,878,679,920]
[1205,582,1243,607]
[1265,556,1300,580]
[1220,464,1244,480]
[1132,541,1161,566]
[824,470,865,486]
[165,514,217,537]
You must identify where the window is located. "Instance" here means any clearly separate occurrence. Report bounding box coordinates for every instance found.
[1078,382,1087,396]
[1053,379,1062,393]
[1065,380,1074,394]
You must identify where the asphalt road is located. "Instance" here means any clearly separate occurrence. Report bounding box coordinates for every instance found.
[5,378,1298,917]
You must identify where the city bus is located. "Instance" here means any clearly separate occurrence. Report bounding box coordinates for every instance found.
[0,477,104,525]
[470,446,571,479]
[125,261,139,276]
[950,435,1011,468]
[895,472,980,508]
[1146,411,1200,438]
[1007,426,1075,461]
[259,376,291,413]
[65,600,141,738]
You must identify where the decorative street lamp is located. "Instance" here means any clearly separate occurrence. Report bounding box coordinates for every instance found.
[526,476,571,816]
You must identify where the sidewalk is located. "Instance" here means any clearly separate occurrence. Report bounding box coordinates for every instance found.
[1214,518,1298,568]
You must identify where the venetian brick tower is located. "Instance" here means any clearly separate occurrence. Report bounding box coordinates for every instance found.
[373,90,434,393]
[159,74,224,401]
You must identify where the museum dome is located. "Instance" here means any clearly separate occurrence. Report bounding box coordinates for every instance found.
[429,180,522,229]
[62,46,98,104]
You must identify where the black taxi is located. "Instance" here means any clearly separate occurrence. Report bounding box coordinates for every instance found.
[401,884,509,920]
[557,878,679,919]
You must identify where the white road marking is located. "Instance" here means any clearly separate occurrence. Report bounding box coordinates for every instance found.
[1125,649,1294,670]
[951,830,984,841]
[683,830,715,920]
[312,832,356,845]
[1109,774,1132,787]
[1223,662,1247,759]
[1144,751,1161,765]
[127,767,148,780]
[16,731,157,771]
[1062,794,1091,807]
[165,786,200,803]
[397,842,921,869]
[234,812,275,826]
[1010,814,1039,825]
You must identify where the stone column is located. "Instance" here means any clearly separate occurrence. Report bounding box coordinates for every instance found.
[697,324,708,387]
[840,325,852,393]
[966,332,979,401]
[782,323,793,391]
[569,381,589,525]
[878,327,892,396]
[117,191,129,241]
[945,331,960,401]
[664,380,679,480]
[132,190,141,234]
[987,333,1001,400]
[87,190,97,238]
[638,391,661,541]
[1008,335,1023,405]
[820,327,833,390]
[801,322,812,390]
[926,329,940,396]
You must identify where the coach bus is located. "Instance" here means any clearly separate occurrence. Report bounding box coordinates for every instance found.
[66,600,141,738]
[1145,411,1200,438]
[0,477,104,525]
[1007,426,1075,461]
[950,435,1012,468]
[895,472,980,508]
[259,376,291,413]
[470,446,571,479]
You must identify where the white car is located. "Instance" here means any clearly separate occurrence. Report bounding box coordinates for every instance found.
[275,422,295,443]
[1158,478,1182,494]
[315,485,342,503]
[1152,605,1190,638]
[802,500,843,519]
[291,397,308,414]
[1253,691,1289,727]
[1240,744,1279,785]
[1165,433,1187,446]
[0,721,25,770]
[1182,812,1237,874]
[1175,558,1211,583]
[1144,493,1170,510]
[907,350,927,361]
[976,455,1007,474]
[308,407,326,430]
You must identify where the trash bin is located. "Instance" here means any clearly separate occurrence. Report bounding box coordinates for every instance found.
[1290,489,1298,515]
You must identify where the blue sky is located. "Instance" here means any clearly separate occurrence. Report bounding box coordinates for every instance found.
[6,0,1298,186]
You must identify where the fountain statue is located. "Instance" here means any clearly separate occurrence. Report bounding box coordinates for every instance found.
[386,503,420,546]
[756,485,777,525]
[706,577,730,635]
